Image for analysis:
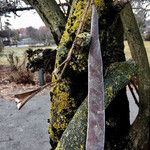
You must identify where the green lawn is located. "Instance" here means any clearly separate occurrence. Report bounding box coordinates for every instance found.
[0,42,150,66]
[0,46,53,65]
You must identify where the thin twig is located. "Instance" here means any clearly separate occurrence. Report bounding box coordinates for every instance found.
[15,80,59,110]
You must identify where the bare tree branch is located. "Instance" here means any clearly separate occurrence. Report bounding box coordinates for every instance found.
[0,6,33,14]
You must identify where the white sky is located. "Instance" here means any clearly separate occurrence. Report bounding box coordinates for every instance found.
[2,0,66,29]
[2,10,45,29]
[1,0,67,29]
[1,0,149,30]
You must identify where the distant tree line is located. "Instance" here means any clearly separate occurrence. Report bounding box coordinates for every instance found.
[0,26,54,46]
[18,26,54,45]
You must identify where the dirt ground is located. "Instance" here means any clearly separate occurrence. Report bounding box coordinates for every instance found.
[0,65,49,101]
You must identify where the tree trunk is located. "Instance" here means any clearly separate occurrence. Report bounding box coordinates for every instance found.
[24,0,66,44]
[48,0,130,149]
[120,3,150,149]
[49,0,92,148]
[99,3,130,149]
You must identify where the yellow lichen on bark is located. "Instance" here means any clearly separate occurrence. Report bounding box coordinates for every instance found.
[60,0,87,45]
[60,0,105,47]
[49,0,106,149]
[49,78,77,147]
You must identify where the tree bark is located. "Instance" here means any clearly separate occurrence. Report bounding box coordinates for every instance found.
[49,0,92,148]
[120,3,150,149]
[24,0,66,44]
[48,0,131,149]
[56,60,137,150]
[98,1,130,149]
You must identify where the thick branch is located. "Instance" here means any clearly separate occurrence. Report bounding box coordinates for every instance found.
[56,60,137,150]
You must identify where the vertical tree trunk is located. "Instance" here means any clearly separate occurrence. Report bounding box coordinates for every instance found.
[0,38,4,52]
[49,0,92,148]
[121,3,150,149]
[0,17,4,52]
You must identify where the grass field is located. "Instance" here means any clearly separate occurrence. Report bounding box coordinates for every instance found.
[0,42,150,66]
[0,46,53,65]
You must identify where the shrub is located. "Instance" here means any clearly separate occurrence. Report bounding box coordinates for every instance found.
[6,51,35,85]
[10,68,35,85]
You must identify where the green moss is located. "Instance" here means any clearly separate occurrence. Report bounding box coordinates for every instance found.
[76,32,91,47]
[60,0,87,46]
[55,97,88,150]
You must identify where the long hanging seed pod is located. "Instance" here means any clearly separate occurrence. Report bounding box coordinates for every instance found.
[86,1,105,150]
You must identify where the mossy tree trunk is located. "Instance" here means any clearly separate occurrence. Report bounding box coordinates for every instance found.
[99,3,130,149]
[23,0,149,149]
[48,0,130,149]
[49,0,92,148]
[56,60,137,150]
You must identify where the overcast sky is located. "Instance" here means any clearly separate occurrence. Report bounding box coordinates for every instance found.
[1,0,66,29]
[2,10,45,29]
[1,0,150,30]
